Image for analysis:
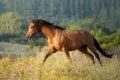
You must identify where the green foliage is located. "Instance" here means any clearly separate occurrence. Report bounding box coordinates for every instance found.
[30,38,47,48]
[103,30,120,48]
[0,0,120,23]
[67,24,81,30]
[91,29,120,49]
[0,12,22,34]
[78,18,95,30]
[0,12,24,42]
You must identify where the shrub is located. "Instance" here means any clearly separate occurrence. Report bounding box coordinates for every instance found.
[30,38,47,48]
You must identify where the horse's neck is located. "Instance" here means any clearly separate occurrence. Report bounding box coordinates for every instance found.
[41,26,55,39]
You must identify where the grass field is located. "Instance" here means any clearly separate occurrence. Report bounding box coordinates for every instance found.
[0,43,120,80]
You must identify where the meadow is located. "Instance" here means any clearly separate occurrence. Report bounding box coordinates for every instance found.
[0,0,120,80]
[0,43,120,80]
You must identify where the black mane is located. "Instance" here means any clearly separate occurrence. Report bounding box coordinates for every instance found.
[37,19,65,30]
[37,19,53,25]
[53,25,65,30]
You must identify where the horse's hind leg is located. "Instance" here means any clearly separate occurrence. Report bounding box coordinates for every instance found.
[79,45,95,64]
[88,46,103,66]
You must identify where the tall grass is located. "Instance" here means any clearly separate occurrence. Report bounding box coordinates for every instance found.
[0,49,120,80]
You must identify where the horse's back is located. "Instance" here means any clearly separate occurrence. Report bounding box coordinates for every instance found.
[63,29,92,42]
[62,30,94,50]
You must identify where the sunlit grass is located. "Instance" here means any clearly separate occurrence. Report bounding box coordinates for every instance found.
[0,50,120,80]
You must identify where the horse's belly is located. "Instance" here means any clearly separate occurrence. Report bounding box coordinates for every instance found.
[66,41,82,51]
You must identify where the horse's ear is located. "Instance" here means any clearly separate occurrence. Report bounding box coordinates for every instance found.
[30,18,36,23]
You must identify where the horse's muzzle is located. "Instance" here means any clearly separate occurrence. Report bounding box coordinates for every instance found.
[25,35,30,40]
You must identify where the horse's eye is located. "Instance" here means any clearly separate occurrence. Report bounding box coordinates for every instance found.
[30,26,34,28]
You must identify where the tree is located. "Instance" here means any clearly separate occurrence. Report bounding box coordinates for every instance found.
[0,12,22,35]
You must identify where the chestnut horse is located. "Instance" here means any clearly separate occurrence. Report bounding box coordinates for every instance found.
[25,19,112,66]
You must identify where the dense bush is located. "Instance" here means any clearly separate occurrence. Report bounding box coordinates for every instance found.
[0,12,24,43]
[30,38,47,48]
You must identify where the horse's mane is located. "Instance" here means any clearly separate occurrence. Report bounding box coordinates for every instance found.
[37,19,53,25]
[37,19,65,30]
[53,26,65,30]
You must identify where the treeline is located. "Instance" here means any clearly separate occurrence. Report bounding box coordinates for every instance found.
[0,0,120,23]
[0,0,120,49]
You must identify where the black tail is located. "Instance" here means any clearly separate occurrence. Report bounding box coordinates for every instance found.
[94,38,113,58]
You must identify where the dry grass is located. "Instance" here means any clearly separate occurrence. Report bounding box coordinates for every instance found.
[0,49,120,80]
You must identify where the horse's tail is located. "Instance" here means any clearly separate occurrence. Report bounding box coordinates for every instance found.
[93,37,113,58]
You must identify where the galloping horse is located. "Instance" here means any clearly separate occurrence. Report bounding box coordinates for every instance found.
[25,19,113,66]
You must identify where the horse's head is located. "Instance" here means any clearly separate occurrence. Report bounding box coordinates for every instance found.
[25,19,39,40]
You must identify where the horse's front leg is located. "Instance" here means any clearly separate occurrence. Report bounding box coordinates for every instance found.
[43,48,56,63]
[61,47,71,61]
